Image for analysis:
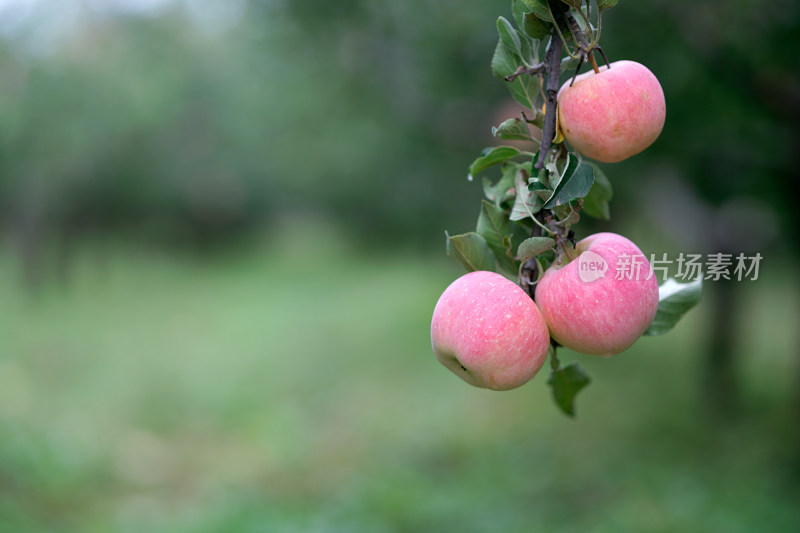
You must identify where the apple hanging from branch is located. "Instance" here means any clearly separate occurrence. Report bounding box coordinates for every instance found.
[431,271,551,391]
[534,232,659,356]
[557,60,666,163]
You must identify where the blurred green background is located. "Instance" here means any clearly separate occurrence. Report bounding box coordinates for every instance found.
[1,1,799,531]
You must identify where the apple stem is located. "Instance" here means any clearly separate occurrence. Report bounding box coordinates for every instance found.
[549,344,561,371]
[561,241,577,262]
[588,53,600,75]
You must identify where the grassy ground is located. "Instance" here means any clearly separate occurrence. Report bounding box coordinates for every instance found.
[0,228,798,532]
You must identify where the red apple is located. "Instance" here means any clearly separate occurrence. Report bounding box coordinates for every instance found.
[431,271,550,390]
[557,60,666,163]
[534,232,659,356]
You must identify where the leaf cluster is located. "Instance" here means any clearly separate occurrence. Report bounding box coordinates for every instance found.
[493,1,619,109]
[450,144,613,278]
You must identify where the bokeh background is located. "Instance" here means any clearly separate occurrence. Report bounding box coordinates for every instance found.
[1,0,799,531]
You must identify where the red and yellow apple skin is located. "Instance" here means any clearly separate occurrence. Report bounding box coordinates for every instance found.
[431,271,550,391]
[534,233,659,356]
[557,60,666,163]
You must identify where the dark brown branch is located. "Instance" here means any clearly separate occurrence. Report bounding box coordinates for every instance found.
[565,11,608,77]
[521,5,569,298]
[534,30,562,171]
[521,2,585,297]
[566,12,591,51]
[504,62,546,82]
[520,210,550,300]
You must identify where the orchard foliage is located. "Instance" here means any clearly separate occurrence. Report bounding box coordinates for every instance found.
[438,0,702,416]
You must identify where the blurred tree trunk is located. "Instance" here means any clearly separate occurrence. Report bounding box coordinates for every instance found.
[13,193,46,292]
[796,316,800,468]
[703,277,739,418]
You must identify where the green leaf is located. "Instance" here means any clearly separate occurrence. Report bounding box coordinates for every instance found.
[547,152,576,191]
[469,146,521,178]
[491,38,540,109]
[528,175,552,201]
[543,158,595,209]
[560,205,581,226]
[517,27,535,67]
[510,169,543,221]
[644,278,703,336]
[512,0,549,41]
[597,0,619,10]
[445,231,496,273]
[548,362,591,417]
[529,177,549,191]
[482,164,517,207]
[521,0,554,22]
[522,11,550,40]
[581,162,613,220]
[533,190,552,202]
[497,17,523,60]
[491,36,517,78]
[527,110,546,132]
[517,236,555,263]
[545,162,561,190]
[511,0,527,28]
[509,74,541,110]
[476,200,518,275]
[492,117,534,141]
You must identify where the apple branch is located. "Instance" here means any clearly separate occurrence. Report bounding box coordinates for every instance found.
[534,31,562,173]
[521,22,563,299]
[549,343,561,371]
[566,13,599,74]
[521,4,593,297]
[504,63,545,83]
[562,10,612,81]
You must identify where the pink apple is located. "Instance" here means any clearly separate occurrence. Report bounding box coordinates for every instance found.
[557,60,666,163]
[534,232,659,356]
[431,271,550,391]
